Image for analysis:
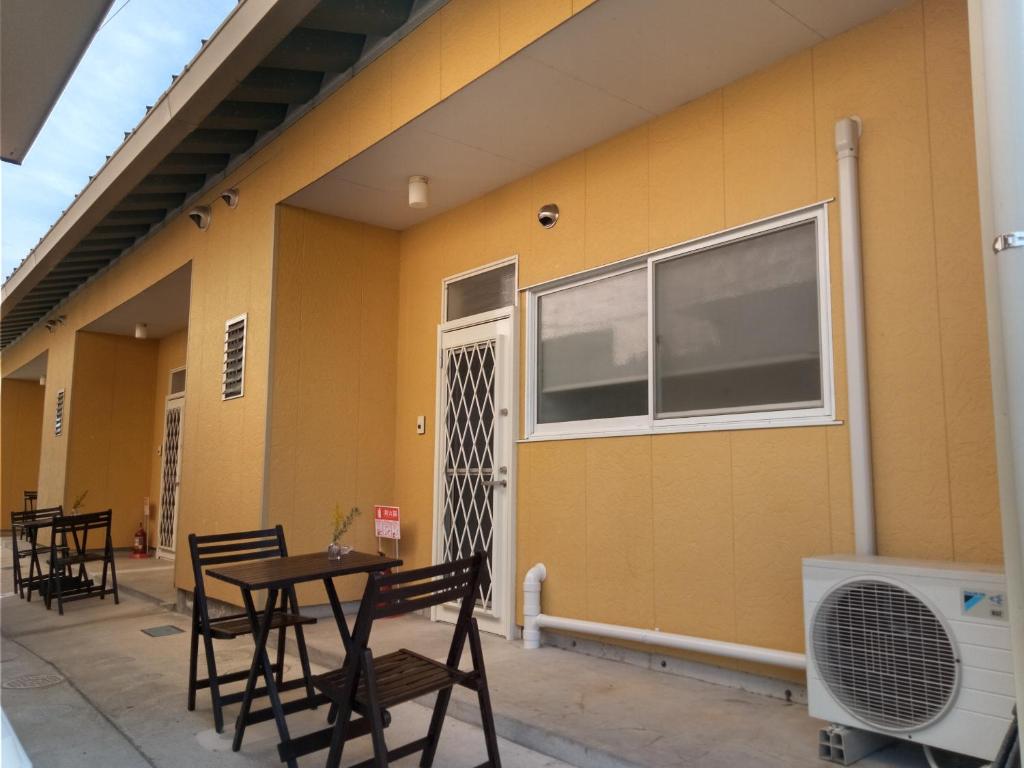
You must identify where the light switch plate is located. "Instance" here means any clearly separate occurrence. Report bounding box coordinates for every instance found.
[416,415,426,435]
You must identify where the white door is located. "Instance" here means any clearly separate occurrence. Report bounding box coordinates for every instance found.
[157,396,184,560]
[433,311,516,638]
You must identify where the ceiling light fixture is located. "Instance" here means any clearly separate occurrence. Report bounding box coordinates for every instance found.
[408,175,429,209]
[134,323,148,340]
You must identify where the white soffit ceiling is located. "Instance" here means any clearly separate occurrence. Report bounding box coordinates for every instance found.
[83,263,191,339]
[1,0,113,164]
[5,351,48,382]
[286,0,905,229]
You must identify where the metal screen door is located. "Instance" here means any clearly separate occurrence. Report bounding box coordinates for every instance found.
[157,396,184,559]
[433,313,515,637]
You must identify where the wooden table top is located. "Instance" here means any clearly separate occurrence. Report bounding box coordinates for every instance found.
[206,550,402,590]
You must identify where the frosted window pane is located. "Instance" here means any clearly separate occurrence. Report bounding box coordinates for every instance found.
[446,263,516,321]
[170,369,186,395]
[654,221,821,417]
[537,269,647,423]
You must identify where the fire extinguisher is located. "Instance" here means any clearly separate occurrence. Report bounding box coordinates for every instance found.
[131,522,149,559]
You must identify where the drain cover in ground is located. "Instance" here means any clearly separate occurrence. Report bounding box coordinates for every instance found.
[3,673,64,689]
[142,625,184,637]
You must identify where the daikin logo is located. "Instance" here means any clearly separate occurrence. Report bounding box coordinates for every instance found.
[963,591,985,611]
[961,589,1007,620]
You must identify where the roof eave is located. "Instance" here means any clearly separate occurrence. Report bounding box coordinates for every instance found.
[0,0,321,316]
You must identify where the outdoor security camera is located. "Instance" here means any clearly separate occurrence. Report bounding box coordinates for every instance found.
[188,205,211,230]
[220,188,239,208]
[538,203,559,229]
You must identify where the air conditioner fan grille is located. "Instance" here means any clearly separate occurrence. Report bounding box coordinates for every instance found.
[811,579,958,731]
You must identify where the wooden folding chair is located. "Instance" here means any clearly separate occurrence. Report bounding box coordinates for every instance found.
[10,506,63,600]
[46,509,119,614]
[314,551,501,768]
[187,526,318,733]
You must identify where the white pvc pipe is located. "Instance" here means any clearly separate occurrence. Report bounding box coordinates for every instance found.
[835,116,877,556]
[522,564,806,669]
[522,563,546,650]
[968,0,1024,748]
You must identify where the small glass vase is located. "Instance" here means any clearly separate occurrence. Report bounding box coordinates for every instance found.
[327,542,352,560]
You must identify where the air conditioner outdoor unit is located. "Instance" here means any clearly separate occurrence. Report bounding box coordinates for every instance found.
[803,555,1014,761]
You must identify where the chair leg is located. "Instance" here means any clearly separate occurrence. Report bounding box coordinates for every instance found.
[361,649,389,768]
[275,623,286,687]
[468,619,501,767]
[419,688,454,768]
[288,590,317,705]
[107,537,119,604]
[325,699,354,768]
[201,627,225,733]
[99,544,110,600]
[55,559,65,616]
[38,554,47,608]
[26,543,39,603]
[187,604,201,711]
[11,535,22,597]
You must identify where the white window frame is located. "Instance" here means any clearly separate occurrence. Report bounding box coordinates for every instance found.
[524,202,838,441]
[526,262,650,438]
[441,255,519,324]
[222,313,247,401]
[168,365,186,397]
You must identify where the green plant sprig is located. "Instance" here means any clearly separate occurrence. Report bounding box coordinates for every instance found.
[332,504,361,542]
[71,489,89,512]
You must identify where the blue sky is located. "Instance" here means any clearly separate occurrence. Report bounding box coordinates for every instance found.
[0,0,236,281]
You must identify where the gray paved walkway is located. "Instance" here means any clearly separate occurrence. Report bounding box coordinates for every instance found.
[1,539,930,767]
[0,540,567,767]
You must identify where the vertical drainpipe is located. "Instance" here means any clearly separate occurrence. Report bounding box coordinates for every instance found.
[968,0,1024,743]
[835,116,877,556]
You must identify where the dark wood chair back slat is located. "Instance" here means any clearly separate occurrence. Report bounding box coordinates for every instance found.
[12,505,63,527]
[189,527,286,574]
[194,537,280,557]
[52,510,113,536]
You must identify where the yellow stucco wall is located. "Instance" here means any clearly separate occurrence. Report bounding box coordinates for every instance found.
[0,0,998,667]
[388,0,999,678]
[147,329,188,546]
[1,0,593,595]
[66,332,159,545]
[1,379,45,527]
[265,206,400,604]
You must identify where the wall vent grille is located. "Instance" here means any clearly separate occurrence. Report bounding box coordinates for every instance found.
[222,315,246,400]
[55,389,65,435]
[811,579,959,732]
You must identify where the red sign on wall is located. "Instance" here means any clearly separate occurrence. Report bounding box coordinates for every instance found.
[374,505,401,540]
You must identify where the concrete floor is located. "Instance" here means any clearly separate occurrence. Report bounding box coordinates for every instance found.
[1,540,932,768]
[0,540,569,767]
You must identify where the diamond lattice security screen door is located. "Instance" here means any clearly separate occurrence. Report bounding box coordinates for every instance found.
[157,396,184,559]
[434,314,515,638]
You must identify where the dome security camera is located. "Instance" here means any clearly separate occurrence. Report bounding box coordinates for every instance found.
[538,203,559,229]
[220,188,239,208]
[188,205,211,230]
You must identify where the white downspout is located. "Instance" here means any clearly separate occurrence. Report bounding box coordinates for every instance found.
[523,563,547,650]
[968,0,1024,747]
[835,116,877,556]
